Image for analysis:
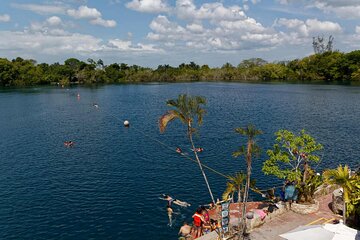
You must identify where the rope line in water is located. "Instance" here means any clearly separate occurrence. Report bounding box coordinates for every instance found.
[92,104,284,194]
[97,105,230,179]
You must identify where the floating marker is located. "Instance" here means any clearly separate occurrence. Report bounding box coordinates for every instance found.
[124,120,130,127]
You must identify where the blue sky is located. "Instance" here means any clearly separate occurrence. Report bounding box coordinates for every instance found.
[0,0,360,67]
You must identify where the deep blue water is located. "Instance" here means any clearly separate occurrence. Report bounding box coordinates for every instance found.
[0,83,359,239]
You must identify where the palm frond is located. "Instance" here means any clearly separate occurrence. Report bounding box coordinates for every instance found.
[233,146,246,158]
[235,124,263,138]
[251,144,262,157]
[159,110,178,133]
[222,182,235,200]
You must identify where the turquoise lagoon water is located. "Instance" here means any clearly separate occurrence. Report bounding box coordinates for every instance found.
[0,83,359,239]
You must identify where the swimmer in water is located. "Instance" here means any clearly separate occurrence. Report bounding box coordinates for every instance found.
[93,103,99,108]
[64,141,74,147]
[167,206,173,227]
[161,194,191,207]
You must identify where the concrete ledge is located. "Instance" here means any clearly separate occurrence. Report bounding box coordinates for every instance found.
[314,184,339,198]
[247,203,288,230]
[291,200,319,214]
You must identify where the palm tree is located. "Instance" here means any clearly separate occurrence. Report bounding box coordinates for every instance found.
[233,124,262,238]
[323,165,357,224]
[159,94,215,204]
[223,172,246,203]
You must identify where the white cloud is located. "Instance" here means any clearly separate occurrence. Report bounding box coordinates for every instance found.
[186,23,204,33]
[147,14,281,51]
[67,5,117,28]
[108,39,162,52]
[176,0,246,21]
[0,31,104,55]
[11,3,67,15]
[0,14,10,22]
[0,29,162,59]
[277,18,341,38]
[278,0,360,19]
[356,26,360,34]
[46,16,62,26]
[305,19,342,33]
[67,5,101,19]
[90,18,117,27]
[126,0,170,13]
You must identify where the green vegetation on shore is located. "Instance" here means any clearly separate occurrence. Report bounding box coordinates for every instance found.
[1,49,360,86]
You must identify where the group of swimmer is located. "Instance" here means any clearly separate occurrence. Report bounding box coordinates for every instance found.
[176,147,204,154]
[160,195,221,239]
[160,194,191,227]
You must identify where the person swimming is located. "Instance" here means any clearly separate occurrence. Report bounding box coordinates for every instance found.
[93,103,99,108]
[160,194,191,207]
[167,206,173,227]
[64,141,74,147]
[192,147,204,152]
[176,147,182,154]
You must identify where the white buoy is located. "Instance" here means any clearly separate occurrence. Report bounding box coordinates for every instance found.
[124,120,130,127]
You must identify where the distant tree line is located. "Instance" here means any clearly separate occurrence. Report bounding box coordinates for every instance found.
[1,50,360,87]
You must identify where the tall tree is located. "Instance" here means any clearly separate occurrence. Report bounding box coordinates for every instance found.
[312,35,334,54]
[159,94,215,204]
[233,124,262,238]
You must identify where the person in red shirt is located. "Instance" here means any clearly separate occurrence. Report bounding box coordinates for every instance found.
[192,208,205,238]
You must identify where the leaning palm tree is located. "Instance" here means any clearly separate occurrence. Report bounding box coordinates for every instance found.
[223,182,236,202]
[323,165,356,224]
[159,94,215,204]
[233,124,262,238]
[223,172,246,203]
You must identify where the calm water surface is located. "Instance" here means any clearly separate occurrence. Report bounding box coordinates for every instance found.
[0,83,359,239]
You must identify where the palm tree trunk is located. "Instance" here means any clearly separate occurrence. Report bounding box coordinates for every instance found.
[343,190,348,224]
[238,187,241,203]
[188,123,215,204]
[343,201,346,224]
[241,143,252,239]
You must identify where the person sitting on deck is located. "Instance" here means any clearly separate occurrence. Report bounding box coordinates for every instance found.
[178,222,192,240]
[192,208,205,238]
[210,219,221,231]
[201,206,211,234]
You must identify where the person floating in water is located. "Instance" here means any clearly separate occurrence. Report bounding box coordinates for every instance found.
[167,206,173,227]
[160,194,191,207]
[93,103,99,108]
[64,141,74,147]
[176,147,182,154]
[192,147,204,152]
